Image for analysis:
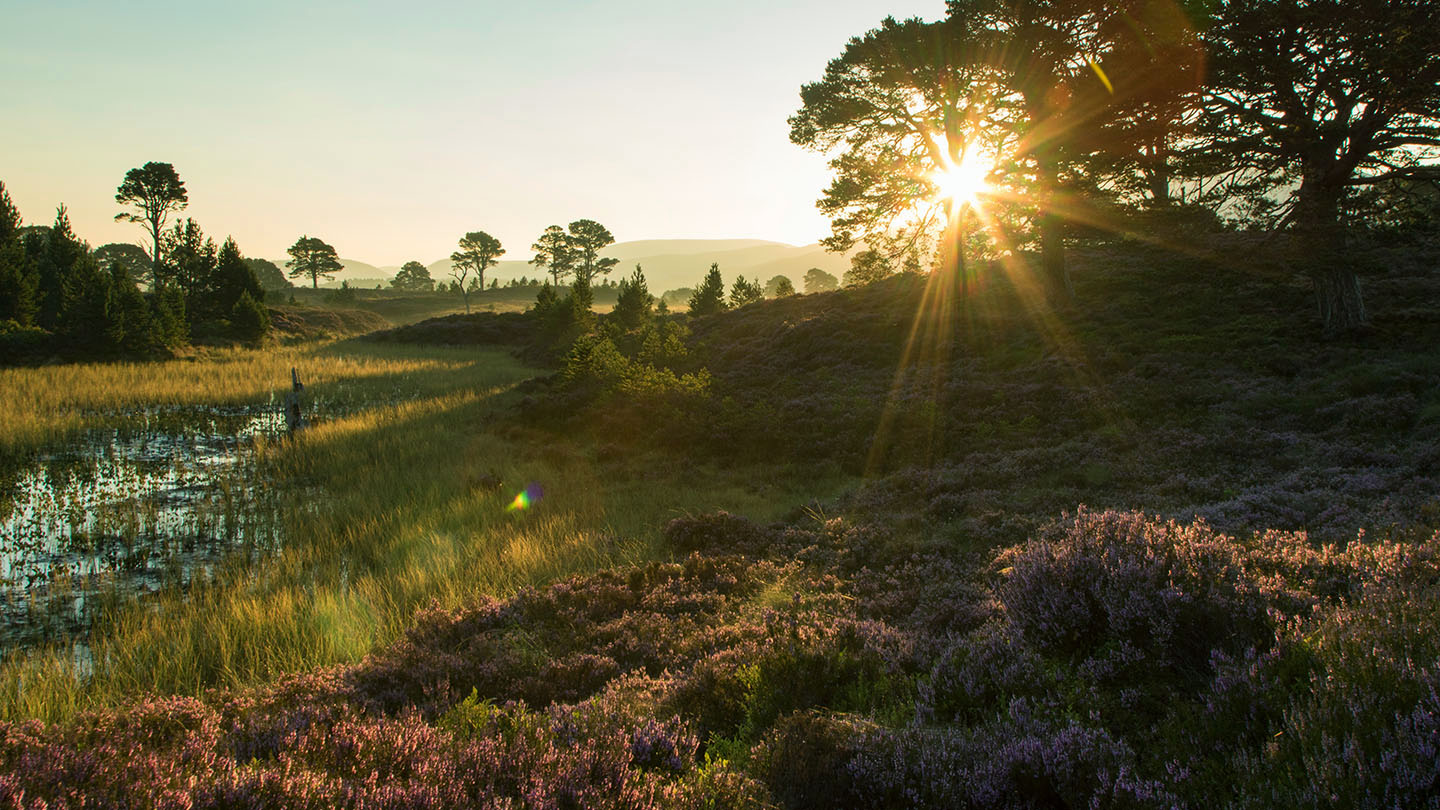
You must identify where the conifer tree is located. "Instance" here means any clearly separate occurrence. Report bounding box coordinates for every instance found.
[687,264,727,316]
[210,237,264,321]
[114,161,187,287]
[230,290,269,344]
[729,274,765,307]
[36,206,86,331]
[0,181,36,326]
[611,264,654,331]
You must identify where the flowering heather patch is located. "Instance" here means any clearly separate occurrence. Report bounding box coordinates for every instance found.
[5,508,1440,805]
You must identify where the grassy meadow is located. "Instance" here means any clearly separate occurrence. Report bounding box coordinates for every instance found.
[0,339,851,722]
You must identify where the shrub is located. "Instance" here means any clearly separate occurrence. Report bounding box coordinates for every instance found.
[995,509,1272,676]
[230,290,270,344]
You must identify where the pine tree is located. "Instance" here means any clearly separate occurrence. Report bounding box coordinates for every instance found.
[56,249,122,354]
[113,265,162,356]
[163,218,216,314]
[688,264,728,316]
[35,206,86,331]
[230,290,269,345]
[210,237,265,323]
[729,275,765,307]
[0,181,36,326]
[569,275,596,329]
[611,264,654,331]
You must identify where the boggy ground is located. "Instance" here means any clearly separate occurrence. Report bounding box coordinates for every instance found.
[4,241,1439,807]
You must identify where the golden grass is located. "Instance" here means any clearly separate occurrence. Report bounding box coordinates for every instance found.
[0,341,524,455]
[0,340,852,722]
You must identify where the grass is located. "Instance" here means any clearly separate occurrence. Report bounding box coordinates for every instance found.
[0,339,854,722]
[278,284,623,328]
[0,342,524,456]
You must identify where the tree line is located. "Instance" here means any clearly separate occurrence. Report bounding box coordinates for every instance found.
[0,164,271,362]
[791,0,1440,332]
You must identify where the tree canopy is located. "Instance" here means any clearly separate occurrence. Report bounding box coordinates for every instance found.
[729,275,765,308]
[688,264,728,316]
[286,236,343,289]
[803,267,840,293]
[1195,0,1440,330]
[530,225,574,287]
[450,231,504,313]
[566,219,620,285]
[843,249,893,288]
[391,260,435,292]
[244,258,292,291]
[93,243,151,285]
[114,162,187,286]
[765,275,796,297]
[792,4,1203,299]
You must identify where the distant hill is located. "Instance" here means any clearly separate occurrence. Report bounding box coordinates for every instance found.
[265,258,393,289]
[421,239,856,293]
[274,240,858,292]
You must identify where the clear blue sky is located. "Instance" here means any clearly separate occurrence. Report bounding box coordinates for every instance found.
[1,0,942,266]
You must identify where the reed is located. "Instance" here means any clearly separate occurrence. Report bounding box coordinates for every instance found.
[0,340,850,722]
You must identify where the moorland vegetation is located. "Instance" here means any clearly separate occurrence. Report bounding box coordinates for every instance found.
[3,0,1440,805]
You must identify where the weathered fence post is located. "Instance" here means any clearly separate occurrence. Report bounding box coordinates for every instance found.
[285,367,306,433]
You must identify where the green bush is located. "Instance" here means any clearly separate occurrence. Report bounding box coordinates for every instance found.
[230,291,270,344]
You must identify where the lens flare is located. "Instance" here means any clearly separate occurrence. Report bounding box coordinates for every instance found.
[506,482,544,512]
[930,155,992,207]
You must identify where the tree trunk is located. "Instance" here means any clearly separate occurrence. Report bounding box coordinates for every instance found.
[1295,176,1367,333]
[1311,262,1366,332]
[1034,151,1072,304]
[151,221,164,289]
[941,201,968,300]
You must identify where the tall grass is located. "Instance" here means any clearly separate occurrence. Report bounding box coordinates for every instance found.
[0,342,520,456]
[0,340,851,722]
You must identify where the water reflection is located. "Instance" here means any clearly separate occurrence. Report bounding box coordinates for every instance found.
[1,405,295,654]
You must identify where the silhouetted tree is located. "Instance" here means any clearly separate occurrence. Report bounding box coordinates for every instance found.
[286,235,343,289]
[1196,0,1440,331]
[245,258,292,291]
[729,275,765,307]
[530,225,574,286]
[210,238,265,324]
[611,264,654,330]
[390,260,435,291]
[566,219,620,285]
[93,243,151,285]
[843,249,892,287]
[163,218,216,309]
[764,275,796,297]
[688,264,728,316]
[0,181,36,326]
[794,6,1198,300]
[803,267,839,293]
[35,206,86,332]
[450,231,504,313]
[230,290,269,345]
[113,264,162,355]
[532,282,561,319]
[114,162,187,287]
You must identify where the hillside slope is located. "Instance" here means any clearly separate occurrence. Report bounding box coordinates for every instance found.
[11,240,1440,808]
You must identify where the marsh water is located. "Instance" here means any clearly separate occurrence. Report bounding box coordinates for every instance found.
[0,401,301,658]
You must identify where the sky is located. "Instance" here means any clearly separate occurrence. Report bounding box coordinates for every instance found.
[1,0,942,267]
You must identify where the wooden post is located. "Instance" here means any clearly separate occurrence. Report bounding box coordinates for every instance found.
[285,367,305,433]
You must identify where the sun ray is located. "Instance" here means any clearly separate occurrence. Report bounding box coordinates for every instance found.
[929,153,994,208]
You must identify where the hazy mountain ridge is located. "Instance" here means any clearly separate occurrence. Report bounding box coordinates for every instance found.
[274,239,854,291]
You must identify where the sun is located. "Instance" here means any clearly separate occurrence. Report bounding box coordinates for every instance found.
[929,154,993,207]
